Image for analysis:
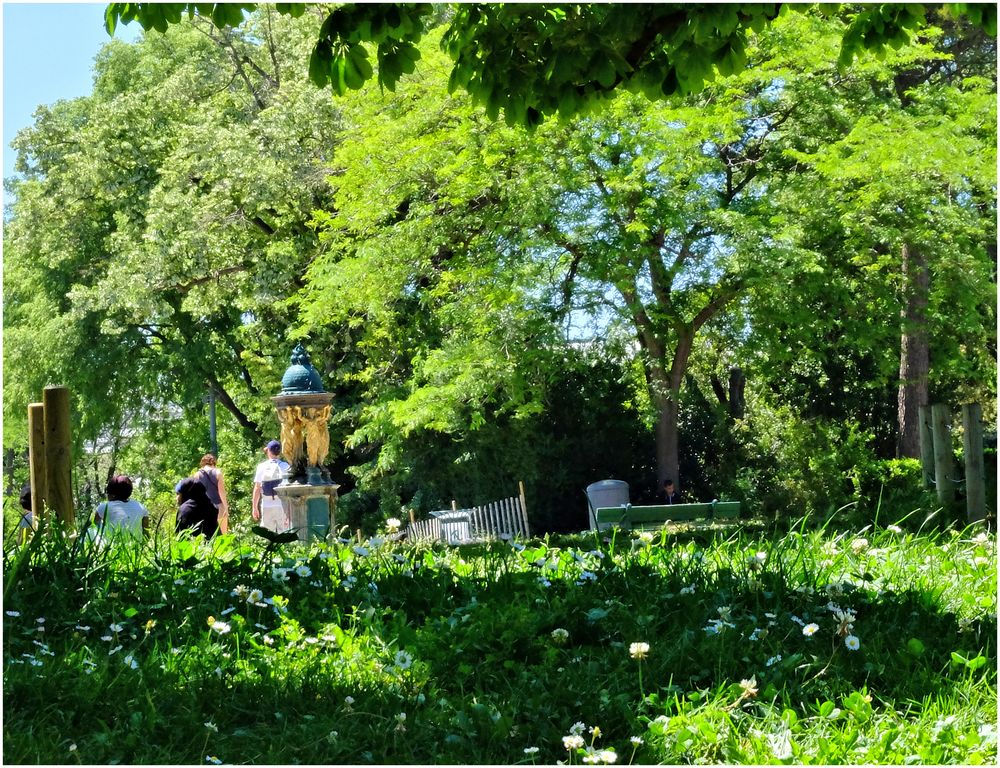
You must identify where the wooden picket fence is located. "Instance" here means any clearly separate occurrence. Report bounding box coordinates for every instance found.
[406,484,530,544]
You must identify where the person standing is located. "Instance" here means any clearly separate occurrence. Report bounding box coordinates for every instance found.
[95,475,150,539]
[252,440,290,532]
[196,454,230,534]
[175,476,218,539]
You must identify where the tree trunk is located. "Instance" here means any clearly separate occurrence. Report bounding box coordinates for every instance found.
[896,243,929,458]
[653,391,680,488]
[728,367,746,419]
[650,329,695,490]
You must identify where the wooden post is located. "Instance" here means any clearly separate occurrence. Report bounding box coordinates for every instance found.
[28,403,47,523]
[408,508,415,525]
[451,499,458,512]
[962,403,986,524]
[43,386,74,527]
[918,405,935,489]
[930,403,955,507]
[518,480,530,536]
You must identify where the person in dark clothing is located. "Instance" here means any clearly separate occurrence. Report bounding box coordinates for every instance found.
[17,482,34,543]
[175,476,219,539]
[660,479,681,505]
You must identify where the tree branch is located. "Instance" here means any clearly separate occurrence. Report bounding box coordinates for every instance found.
[171,265,249,294]
[206,374,263,442]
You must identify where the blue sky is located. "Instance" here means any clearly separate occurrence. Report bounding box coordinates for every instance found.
[3,3,140,181]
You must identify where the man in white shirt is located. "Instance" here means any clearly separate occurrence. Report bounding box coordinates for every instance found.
[252,440,290,532]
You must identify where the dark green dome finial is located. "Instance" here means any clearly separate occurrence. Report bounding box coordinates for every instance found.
[280,343,325,394]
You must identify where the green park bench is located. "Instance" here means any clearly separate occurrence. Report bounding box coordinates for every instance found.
[594,500,741,530]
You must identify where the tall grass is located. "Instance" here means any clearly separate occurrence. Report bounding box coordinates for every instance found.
[3,516,996,765]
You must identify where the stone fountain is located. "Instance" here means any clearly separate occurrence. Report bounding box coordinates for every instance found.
[272,344,338,542]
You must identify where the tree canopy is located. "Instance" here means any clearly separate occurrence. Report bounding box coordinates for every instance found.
[105,3,997,127]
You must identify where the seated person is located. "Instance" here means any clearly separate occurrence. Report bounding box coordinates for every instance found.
[95,475,150,538]
[659,479,681,505]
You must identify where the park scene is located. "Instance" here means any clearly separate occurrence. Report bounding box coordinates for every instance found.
[2,3,997,765]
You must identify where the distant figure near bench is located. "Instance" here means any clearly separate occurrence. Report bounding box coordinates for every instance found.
[659,479,681,505]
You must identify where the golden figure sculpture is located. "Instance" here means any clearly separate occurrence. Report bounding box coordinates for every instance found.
[277,405,305,468]
[303,405,332,467]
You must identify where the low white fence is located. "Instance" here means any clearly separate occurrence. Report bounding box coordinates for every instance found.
[406,488,530,544]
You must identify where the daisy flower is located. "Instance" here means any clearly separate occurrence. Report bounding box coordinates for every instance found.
[802,623,819,637]
[845,635,861,651]
[210,621,232,635]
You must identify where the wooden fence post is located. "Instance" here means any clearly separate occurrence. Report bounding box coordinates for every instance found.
[918,404,935,489]
[962,403,986,524]
[930,403,955,507]
[28,403,47,522]
[42,386,74,528]
[518,480,530,536]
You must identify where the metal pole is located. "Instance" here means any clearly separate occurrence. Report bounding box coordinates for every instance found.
[208,388,218,456]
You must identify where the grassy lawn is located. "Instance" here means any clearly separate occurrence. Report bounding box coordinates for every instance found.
[3,517,996,764]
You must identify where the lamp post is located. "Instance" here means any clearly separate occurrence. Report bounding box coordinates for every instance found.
[272,344,339,542]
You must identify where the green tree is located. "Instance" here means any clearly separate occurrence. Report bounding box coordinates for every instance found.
[748,17,996,460]
[3,10,338,501]
[105,3,996,127]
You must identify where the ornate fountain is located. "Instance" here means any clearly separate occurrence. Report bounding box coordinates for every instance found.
[272,344,338,542]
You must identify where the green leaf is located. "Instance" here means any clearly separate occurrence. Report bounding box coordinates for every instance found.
[251,526,299,544]
[716,36,746,77]
[309,42,332,87]
[275,4,306,18]
[595,57,617,88]
[104,4,119,36]
[905,637,925,656]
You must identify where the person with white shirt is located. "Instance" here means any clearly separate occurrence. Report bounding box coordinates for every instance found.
[252,440,290,532]
[94,475,150,538]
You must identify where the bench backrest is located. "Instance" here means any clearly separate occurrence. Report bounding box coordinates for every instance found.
[594,501,741,528]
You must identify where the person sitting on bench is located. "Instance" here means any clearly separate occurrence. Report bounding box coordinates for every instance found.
[659,479,681,505]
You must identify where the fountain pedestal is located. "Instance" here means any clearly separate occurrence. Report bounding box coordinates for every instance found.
[271,344,338,543]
